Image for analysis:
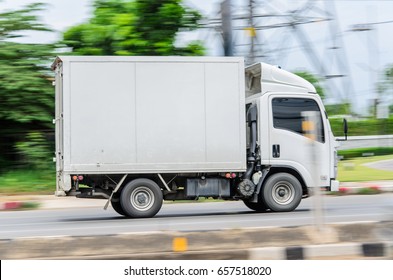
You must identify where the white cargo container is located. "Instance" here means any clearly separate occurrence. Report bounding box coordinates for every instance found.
[52,56,344,218]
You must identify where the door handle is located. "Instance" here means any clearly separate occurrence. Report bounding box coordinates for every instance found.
[273,144,280,158]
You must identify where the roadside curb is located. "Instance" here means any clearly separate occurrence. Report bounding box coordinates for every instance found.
[17,242,392,260]
[248,242,393,260]
[1,222,392,259]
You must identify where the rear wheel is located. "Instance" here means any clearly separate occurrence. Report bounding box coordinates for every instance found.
[262,173,302,212]
[120,178,163,218]
[111,193,126,216]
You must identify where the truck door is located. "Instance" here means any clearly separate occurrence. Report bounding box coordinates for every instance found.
[268,95,331,187]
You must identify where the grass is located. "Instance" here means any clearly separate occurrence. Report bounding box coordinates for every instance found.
[0,169,54,194]
[19,201,41,209]
[337,154,393,182]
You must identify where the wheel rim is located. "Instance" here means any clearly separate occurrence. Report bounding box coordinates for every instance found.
[271,181,295,205]
[130,186,155,211]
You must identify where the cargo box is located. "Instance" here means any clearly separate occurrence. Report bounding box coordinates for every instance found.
[53,56,246,177]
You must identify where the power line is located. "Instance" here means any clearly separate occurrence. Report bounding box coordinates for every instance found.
[204,0,355,103]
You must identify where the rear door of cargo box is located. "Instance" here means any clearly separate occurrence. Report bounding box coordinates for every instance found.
[54,62,64,188]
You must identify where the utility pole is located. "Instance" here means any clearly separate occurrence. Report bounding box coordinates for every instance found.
[324,0,353,106]
[350,23,378,116]
[221,0,233,56]
[213,1,352,103]
[247,0,257,65]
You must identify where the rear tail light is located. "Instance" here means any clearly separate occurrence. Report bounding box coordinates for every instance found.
[225,173,237,179]
[72,175,84,181]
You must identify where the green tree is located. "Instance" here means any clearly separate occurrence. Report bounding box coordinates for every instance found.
[294,71,325,100]
[385,65,393,84]
[0,3,55,171]
[62,0,204,56]
[325,103,351,116]
[382,64,393,95]
[376,65,393,116]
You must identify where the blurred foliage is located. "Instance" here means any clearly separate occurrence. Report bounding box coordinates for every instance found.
[0,169,54,194]
[338,147,393,160]
[378,64,393,117]
[294,71,325,100]
[62,0,205,55]
[15,132,54,170]
[386,65,393,83]
[380,64,393,94]
[0,3,55,172]
[0,3,50,39]
[330,117,392,136]
[325,103,351,116]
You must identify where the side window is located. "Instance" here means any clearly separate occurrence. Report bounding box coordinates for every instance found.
[272,98,325,143]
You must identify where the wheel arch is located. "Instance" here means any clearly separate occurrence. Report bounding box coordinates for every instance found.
[266,166,309,196]
[116,175,164,193]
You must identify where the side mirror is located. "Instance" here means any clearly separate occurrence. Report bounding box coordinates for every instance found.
[337,118,348,141]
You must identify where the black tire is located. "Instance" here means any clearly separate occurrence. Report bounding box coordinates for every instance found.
[111,193,126,216]
[262,173,302,212]
[243,200,268,212]
[120,178,163,218]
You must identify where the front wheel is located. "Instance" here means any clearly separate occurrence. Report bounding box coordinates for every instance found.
[262,173,302,212]
[120,178,163,218]
[243,200,268,212]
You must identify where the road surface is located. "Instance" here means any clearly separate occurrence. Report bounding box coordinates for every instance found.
[0,194,392,239]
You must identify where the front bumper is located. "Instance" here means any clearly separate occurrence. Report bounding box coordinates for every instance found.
[330,179,339,192]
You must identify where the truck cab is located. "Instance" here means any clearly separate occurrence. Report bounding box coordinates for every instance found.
[243,63,339,211]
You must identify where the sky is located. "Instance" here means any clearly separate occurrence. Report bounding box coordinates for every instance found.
[1,0,393,115]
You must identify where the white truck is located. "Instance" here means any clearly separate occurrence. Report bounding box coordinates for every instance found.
[52,56,344,218]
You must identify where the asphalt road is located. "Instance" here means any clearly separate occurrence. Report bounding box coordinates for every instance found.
[1,194,392,239]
